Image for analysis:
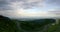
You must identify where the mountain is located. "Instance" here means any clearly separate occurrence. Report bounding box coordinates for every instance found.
[0,15,57,32]
[0,15,18,32]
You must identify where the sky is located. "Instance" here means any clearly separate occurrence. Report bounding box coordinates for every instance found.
[0,0,60,19]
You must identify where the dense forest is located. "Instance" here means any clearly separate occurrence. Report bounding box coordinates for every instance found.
[0,15,60,32]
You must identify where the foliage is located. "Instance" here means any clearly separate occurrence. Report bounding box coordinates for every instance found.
[1,15,59,32]
[0,15,18,32]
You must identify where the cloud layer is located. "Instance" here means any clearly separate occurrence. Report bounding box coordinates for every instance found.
[0,0,60,19]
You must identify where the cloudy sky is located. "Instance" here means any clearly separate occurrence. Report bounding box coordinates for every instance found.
[0,0,60,19]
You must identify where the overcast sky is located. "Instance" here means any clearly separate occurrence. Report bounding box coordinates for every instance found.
[0,0,60,19]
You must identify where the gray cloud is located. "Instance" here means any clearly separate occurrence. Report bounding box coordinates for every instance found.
[0,0,60,19]
[8,0,45,9]
[0,0,8,7]
[0,0,32,10]
[0,0,60,11]
[0,0,13,11]
[48,8,60,18]
[46,0,60,6]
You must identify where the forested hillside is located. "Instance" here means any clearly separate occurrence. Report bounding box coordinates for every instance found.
[0,15,60,32]
[0,15,18,32]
